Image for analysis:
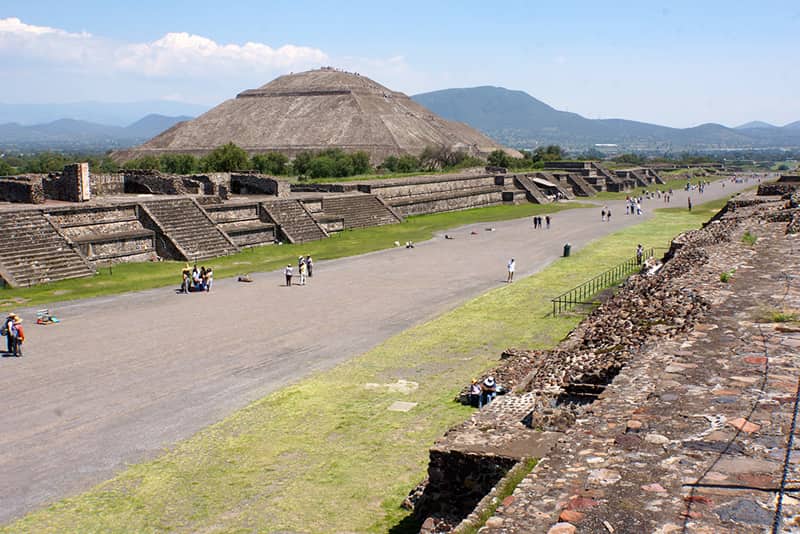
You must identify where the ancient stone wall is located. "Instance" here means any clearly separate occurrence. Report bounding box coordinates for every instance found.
[0,175,45,203]
[230,173,288,197]
[360,174,497,201]
[390,189,502,217]
[123,170,188,195]
[90,173,125,196]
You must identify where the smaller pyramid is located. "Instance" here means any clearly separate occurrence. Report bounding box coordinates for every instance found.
[116,69,517,163]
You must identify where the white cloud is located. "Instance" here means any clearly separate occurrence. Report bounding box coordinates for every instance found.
[0,17,328,78]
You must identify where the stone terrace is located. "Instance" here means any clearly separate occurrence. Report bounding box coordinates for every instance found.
[481,206,800,532]
[411,189,800,533]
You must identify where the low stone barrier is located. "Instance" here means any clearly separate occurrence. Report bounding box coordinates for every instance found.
[0,175,45,203]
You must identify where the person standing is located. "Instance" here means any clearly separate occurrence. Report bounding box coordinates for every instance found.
[545,215,551,229]
[306,256,313,277]
[636,244,644,265]
[601,208,606,222]
[3,312,16,355]
[507,258,516,283]
[11,316,23,357]
[284,264,293,286]
[299,260,307,286]
[606,208,612,222]
[688,197,692,211]
[204,267,214,292]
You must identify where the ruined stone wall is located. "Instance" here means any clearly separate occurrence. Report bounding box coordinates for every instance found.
[230,173,289,197]
[123,170,188,195]
[0,175,45,203]
[390,189,502,216]
[90,173,125,196]
[362,174,497,201]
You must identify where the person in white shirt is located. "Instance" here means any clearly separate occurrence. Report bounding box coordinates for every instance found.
[507,258,516,283]
[284,265,293,286]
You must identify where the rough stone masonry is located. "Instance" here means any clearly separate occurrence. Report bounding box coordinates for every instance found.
[411,186,800,533]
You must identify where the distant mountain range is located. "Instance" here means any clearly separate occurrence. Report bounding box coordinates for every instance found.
[412,87,800,151]
[0,114,193,152]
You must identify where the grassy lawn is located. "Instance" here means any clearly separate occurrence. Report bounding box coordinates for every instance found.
[2,197,730,534]
[0,201,587,312]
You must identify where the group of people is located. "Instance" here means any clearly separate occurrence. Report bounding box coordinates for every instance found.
[180,264,214,293]
[601,206,613,221]
[532,215,551,229]
[284,255,313,286]
[468,376,499,408]
[2,312,24,357]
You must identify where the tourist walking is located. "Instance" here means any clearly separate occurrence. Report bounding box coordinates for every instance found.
[3,313,23,357]
[299,260,307,286]
[606,208,611,222]
[284,264,293,286]
[306,256,313,277]
[601,208,606,222]
[507,258,516,283]
[545,215,551,229]
[688,197,692,211]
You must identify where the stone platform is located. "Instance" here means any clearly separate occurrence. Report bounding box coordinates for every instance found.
[410,190,800,533]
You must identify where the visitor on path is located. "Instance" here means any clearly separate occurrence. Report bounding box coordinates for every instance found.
[298,256,305,270]
[606,208,612,222]
[405,241,415,248]
[180,264,191,294]
[545,215,551,229]
[601,208,606,222]
[3,312,17,354]
[479,376,497,408]
[204,267,213,292]
[306,256,313,277]
[284,264,293,286]
[507,258,516,283]
[636,244,644,265]
[299,261,307,286]
[688,197,693,211]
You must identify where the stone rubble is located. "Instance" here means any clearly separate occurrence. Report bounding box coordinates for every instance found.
[413,189,800,533]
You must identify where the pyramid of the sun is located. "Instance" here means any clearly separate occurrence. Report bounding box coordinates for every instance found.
[117,69,516,163]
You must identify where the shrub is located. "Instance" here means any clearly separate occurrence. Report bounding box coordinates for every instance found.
[160,153,198,174]
[200,143,250,172]
[252,152,289,175]
[741,231,757,245]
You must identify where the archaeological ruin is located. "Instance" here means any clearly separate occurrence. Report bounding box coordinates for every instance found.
[0,159,668,288]
[401,183,800,532]
[114,69,518,165]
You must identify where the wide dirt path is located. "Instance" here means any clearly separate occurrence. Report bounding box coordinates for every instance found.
[0,180,751,523]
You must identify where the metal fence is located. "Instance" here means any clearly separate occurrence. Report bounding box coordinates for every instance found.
[551,248,655,315]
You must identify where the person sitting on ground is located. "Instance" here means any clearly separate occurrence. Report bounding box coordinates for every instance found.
[469,379,481,407]
[192,267,203,291]
[405,241,415,248]
[444,234,455,240]
[479,376,497,408]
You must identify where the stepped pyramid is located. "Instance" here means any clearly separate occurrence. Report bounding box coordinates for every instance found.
[116,69,517,163]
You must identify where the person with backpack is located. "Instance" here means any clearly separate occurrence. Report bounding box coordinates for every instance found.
[2,312,16,355]
[10,316,24,357]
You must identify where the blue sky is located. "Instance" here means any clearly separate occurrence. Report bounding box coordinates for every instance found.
[1,1,798,127]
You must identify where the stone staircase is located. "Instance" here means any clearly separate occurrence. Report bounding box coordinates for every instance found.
[141,198,238,260]
[261,199,328,243]
[319,194,402,229]
[565,174,598,197]
[513,175,550,204]
[0,210,94,287]
[204,203,277,248]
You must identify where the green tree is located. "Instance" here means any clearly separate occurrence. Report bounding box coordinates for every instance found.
[122,155,161,171]
[0,158,14,176]
[307,156,336,178]
[200,143,250,172]
[160,153,198,174]
[396,155,419,173]
[349,151,371,175]
[487,149,510,168]
[252,152,289,175]
[291,152,314,175]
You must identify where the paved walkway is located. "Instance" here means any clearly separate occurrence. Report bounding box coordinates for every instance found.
[0,180,753,523]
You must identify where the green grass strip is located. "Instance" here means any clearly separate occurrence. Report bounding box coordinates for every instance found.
[2,199,727,534]
[0,202,587,312]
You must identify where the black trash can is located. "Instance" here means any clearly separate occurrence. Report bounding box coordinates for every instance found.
[563,243,571,257]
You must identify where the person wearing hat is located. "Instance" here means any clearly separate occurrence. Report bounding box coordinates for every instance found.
[2,312,17,354]
[479,376,497,408]
[284,264,293,287]
[468,379,481,407]
[10,315,24,357]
